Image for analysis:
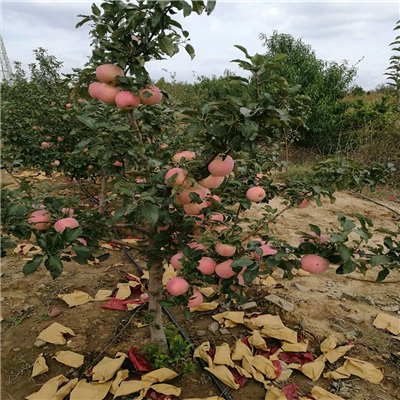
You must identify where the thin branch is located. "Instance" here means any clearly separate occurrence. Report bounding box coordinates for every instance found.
[113,223,150,235]
[241,204,292,242]
[105,238,144,252]
[129,109,143,143]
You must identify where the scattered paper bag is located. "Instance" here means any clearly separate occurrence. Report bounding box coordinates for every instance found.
[320,335,338,353]
[309,386,345,399]
[265,386,286,400]
[92,353,127,383]
[54,351,84,368]
[32,353,48,377]
[69,379,112,400]
[250,355,278,379]
[242,355,266,384]
[214,343,234,366]
[51,378,79,400]
[94,290,113,301]
[14,244,42,256]
[212,312,244,327]
[190,302,219,312]
[324,344,354,363]
[373,313,400,336]
[162,264,176,286]
[198,287,215,297]
[58,290,93,307]
[37,323,75,345]
[114,380,152,398]
[194,342,214,368]
[205,365,240,390]
[142,368,179,383]
[243,314,283,330]
[115,283,131,300]
[231,339,252,361]
[332,357,383,384]
[281,339,308,352]
[248,330,269,351]
[26,374,68,400]
[148,384,181,397]
[110,370,129,395]
[300,357,325,382]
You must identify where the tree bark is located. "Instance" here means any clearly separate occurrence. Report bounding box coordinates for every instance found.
[98,174,108,215]
[148,256,168,353]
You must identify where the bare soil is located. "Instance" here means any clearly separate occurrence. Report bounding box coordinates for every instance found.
[1,171,399,400]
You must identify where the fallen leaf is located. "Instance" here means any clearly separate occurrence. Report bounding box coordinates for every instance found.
[37,323,75,345]
[93,290,113,301]
[92,352,127,383]
[26,374,68,400]
[373,313,400,335]
[32,353,48,377]
[54,351,84,368]
[69,379,112,400]
[190,301,219,312]
[142,368,179,383]
[58,290,93,307]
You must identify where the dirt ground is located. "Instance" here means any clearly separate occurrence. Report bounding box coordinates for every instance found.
[1,171,399,400]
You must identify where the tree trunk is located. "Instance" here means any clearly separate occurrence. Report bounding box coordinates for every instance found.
[148,256,168,352]
[98,174,108,215]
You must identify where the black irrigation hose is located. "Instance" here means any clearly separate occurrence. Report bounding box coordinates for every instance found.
[78,178,234,400]
[348,189,400,217]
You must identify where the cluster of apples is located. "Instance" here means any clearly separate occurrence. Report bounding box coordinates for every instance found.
[28,207,86,244]
[88,64,162,108]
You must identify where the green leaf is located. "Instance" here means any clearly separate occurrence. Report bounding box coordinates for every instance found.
[142,204,159,225]
[63,227,83,243]
[251,53,264,66]
[159,300,175,308]
[155,77,166,90]
[243,265,259,284]
[191,0,204,14]
[183,308,191,320]
[234,45,251,59]
[206,0,216,15]
[370,255,391,267]
[273,53,288,62]
[188,123,202,139]
[158,36,175,57]
[338,244,352,261]
[23,254,43,276]
[336,259,356,275]
[181,1,192,17]
[308,224,321,237]
[185,44,195,60]
[77,115,97,130]
[91,3,101,16]
[231,258,253,272]
[376,268,389,282]
[45,255,63,279]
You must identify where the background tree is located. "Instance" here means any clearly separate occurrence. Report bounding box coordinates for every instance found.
[385,19,400,107]
[259,31,359,153]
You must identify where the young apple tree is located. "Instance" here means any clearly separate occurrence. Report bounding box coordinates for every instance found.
[2,0,398,353]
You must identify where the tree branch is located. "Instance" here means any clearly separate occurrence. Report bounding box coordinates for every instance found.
[241,204,292,242]
[113,223,150,235]
[105,238,144,252]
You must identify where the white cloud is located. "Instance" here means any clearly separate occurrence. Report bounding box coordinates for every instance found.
[2,1,399,89]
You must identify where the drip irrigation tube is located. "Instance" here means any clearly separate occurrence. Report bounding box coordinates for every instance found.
[348,189,400,217]
[78,178,234,400]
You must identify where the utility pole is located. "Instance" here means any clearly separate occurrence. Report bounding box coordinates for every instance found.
[0,35,13,84]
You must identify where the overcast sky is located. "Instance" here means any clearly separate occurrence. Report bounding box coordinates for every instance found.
[2,1,400,89]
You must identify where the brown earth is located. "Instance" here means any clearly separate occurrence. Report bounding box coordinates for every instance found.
[1,171,399,400]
